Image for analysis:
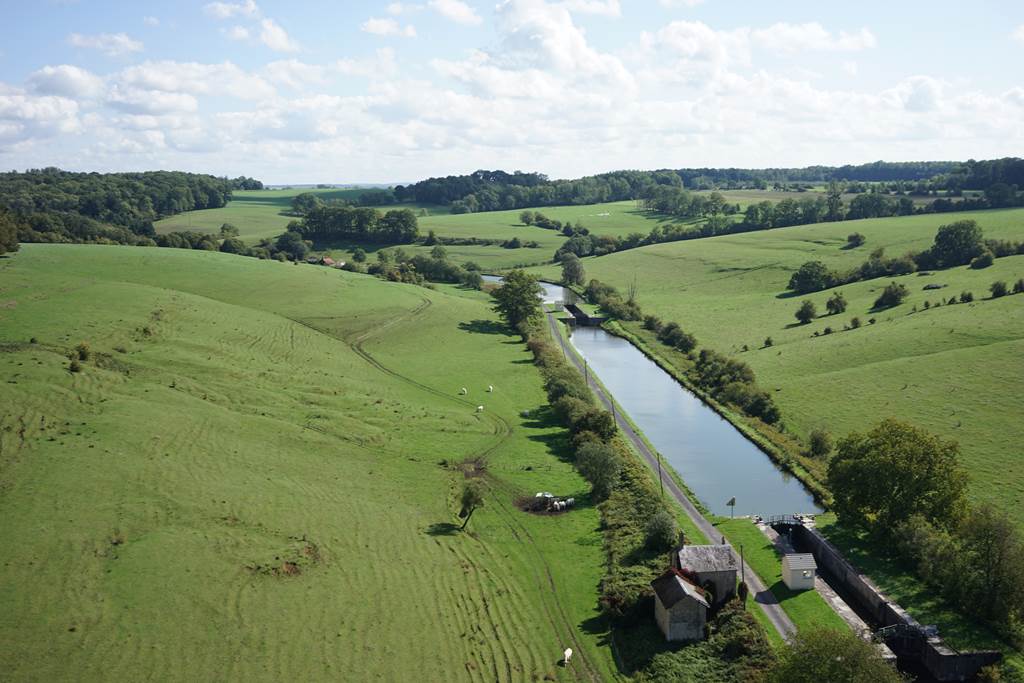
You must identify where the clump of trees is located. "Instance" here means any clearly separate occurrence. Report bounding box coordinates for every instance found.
[873,282,909,309]
[491,270,543,335]
[795,300,817,324]
[585,279,641,320]
[298,206,418,244]
[560,253,586,286]
[846,232,866,247]
[765,628,903,683]
[0,210,22,256]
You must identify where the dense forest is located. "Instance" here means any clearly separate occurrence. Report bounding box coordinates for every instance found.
[393,159,1022,215]
[0,168,238,244]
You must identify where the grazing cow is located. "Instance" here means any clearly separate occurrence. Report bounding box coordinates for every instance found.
[563,648,573,665]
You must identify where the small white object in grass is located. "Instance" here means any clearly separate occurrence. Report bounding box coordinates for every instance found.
[487,385,493,392]
[460,387,467,395]
[476,405,484,412]
[563,647,573,663]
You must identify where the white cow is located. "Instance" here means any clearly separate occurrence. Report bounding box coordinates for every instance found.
[563,648,573,665]
[476,405,484,413]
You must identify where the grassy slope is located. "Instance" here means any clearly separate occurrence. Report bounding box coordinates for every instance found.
[0,245,616,682]
[529,209,1024,525]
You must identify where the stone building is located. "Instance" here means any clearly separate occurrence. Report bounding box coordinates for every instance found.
[651,568,709,642]
[671,543,738,608]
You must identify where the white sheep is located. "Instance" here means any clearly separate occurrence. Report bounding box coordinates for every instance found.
[566,498,575,507]
[563,648,573,664]
[459,387,467,395]
[487,385,493,392]
[476,405,484,413]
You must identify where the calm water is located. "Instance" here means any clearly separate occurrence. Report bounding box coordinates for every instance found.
[484,275,819,516]
[569,326,822,517]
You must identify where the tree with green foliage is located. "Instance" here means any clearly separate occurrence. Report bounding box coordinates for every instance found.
[219,237,246,254]
[219,223,239,237]
[990,281,1009,298]
[560,253,586,286]
[808,429,832,457]
[825,181,845,222]
[826,291,847,315]
[491,269,543,333]
[795,300,817,324]
[1015,279,1024,295]
[874,282,909,309]
[828,419,969,534]
[970,249,995,269]
[846,232,866,247]
[960,290,974,303]
[788,261,835,294]
[766,628,904,683]
[519,210,535,225]
[274,231,310,261]
[459,480,484,530]
[576,441,621,500]
[645,510,678,550]
[430,244,447,260]
[291,192,324,215]
[351,247,367,263]
[929,219,984,268]
[0,210,20,256]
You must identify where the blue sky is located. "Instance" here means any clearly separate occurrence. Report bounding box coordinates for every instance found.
[1,0,1022,184]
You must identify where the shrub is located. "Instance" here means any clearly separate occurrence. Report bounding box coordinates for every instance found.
[960,291,974,303]
[763,337,773,348]
[645,510,678,550]
[74,342,90,361]
[947,297,957,305]
[795,300,817,324]
[1014,279,1024,295]
[970,249,995,269]
[29,337,38,344]
[68,359,82,373]
[850,317,861,329]
[822,327,833,335]
[788,261,835,294]
[809,429,832,457]
[643,314,663,332]
[868,317,877,324]
[351,247,367,263]
[846,232,866,248]
[873,282,908,309]
[991,281,1009,298]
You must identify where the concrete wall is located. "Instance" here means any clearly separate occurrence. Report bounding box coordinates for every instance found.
[788,524,1000,682]
[698,569,736,608]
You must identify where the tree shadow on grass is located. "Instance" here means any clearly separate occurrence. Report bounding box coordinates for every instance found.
[458,319,510,335]
[774,290,803,299]
[425,522,460,536]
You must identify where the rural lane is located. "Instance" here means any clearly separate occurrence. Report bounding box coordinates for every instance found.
[545,311,797,642]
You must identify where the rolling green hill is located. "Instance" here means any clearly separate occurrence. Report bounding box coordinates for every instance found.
[0,245,615,682]
[530,209,1024,524]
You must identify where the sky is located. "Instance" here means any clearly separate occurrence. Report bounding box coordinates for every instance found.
[0,0,1022,184]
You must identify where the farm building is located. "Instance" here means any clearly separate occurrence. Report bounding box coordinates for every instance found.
[671,544,738,608]
[651,568,709,642]
[781,553,817,591]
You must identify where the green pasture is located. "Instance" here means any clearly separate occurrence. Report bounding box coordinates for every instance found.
[528,209,1024,526]
[0,245,617,682]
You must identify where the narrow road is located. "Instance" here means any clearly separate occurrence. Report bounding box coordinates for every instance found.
[545,311,797,641]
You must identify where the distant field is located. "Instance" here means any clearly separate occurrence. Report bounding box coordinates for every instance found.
[0,245,616,681]
[529,208,1024,525]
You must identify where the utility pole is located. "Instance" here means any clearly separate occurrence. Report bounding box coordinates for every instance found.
[657,452,664,498]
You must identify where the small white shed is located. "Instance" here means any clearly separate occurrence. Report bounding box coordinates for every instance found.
[781,553,817,591]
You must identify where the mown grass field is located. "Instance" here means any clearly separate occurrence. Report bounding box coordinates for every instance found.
[0,245,617,682]
[528,209,1024,527]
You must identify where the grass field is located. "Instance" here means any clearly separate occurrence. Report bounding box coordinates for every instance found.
[528,209,1024,527]
[0,245,618,681]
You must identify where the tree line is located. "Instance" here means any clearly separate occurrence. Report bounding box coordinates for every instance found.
[294,205,419,244]
[387,160,1024,215]
[787,220,1024,296]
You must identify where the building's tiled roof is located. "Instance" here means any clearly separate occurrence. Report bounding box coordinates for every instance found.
[783,553,817,571]
[651,569,710,609]
[676,545,737,573]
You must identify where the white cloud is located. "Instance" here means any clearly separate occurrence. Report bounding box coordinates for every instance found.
[68,32,143,57]
[842,60,858,76]
[659,0,705,7]
[361,17,417,37]
[336,49,399,78]
[0,94,81,146]
[562,0,620,16]
[28,65,105,100]
[223,25,250,41]
[892,75,943,113]
[116,61,276,100]
[750,22,876,52]
[107,87,199,115]
[1014,25,1024,43]
[428,0,483,25]
[203,0,260,20]
[259,18,300,52]
[143,16,160,27]
[265,59,327,89]
[387,2,423,14]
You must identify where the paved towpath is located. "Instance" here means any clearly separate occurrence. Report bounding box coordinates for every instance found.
[545,311,797,641]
